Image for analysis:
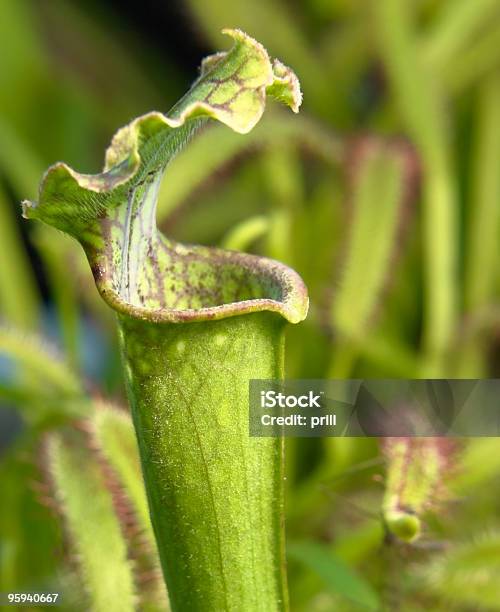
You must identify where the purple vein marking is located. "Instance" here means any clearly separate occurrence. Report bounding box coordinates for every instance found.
[120,185,136,302]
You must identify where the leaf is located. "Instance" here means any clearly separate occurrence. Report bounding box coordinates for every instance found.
[467,74,500,307]
[382,438,456,542]
[91,404,169,609]
[23,28,307,325]
[184,0,331,116]
[47,434,137,612]
[288,540,380,611]
[331,138,416,340]
[167,29,300,134]
[374,0,458,372]
[91,405,151,546]
[25,30,308,611]
[0,447,61,594]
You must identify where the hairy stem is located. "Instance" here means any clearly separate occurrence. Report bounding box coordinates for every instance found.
[120,312,288,610]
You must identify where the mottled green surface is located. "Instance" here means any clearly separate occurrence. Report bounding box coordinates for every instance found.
[23,29,307,612]
[120,312,288,611]
[22,28,306,325]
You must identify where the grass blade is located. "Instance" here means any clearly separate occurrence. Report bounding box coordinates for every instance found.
[48,434,137,612]
[91,404,169,610]
[288,540,380,611]
[464,75,500,313]
[374,0,458,374]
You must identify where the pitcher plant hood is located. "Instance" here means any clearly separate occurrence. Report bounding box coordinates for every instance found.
[22,29,308,325]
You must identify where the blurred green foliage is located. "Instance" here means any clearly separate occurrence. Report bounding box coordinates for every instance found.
[1,0,500,610]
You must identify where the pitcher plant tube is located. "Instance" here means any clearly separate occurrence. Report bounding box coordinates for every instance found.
[23,29,308,612]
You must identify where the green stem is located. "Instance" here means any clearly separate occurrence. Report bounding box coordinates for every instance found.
[120,311,289,610]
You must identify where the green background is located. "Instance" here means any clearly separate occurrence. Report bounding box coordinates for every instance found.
[1,1,500,610]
